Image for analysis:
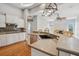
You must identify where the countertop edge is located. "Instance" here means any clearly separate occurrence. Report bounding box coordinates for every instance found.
[57,46,79,56]
[0,31,26,35]
[28,44,56,56]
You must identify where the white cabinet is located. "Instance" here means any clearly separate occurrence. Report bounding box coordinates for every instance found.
[59,51,70,56]
[32,48,50,56]
[0,15,5,27]
[0,39,2,46]
[11,34,19,43]
[59,51,76,56]
[0,32,26,47]
[7,34,15,45]
[19,32,26,41]
[0,35,7,47]
[17,19,24,28]
[7,33,19,45]
[6,15,24,28]
[6,15,17,24]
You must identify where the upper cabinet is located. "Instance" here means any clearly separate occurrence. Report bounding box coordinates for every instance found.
[6,15,18,24]
[17,19,24,28]
[0,14,5,27]
[6,15,24,28]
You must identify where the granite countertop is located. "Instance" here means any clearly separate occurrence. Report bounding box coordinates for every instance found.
[57,36,79,56]
[29,32,79,56]
[28,32,59,56]
[29,32,59,40]
[29,32,49,35]
[29,39,58,56]
[0,31,26,35]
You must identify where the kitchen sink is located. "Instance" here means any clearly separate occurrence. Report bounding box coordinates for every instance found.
[39,35,53,39]
[39,34,59,39]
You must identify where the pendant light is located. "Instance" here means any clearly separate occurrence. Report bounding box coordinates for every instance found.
[42,3,58,16]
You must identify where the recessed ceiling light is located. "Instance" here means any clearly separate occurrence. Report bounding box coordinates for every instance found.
[20,3,34,7]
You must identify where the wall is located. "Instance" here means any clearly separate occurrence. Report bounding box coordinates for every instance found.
[37,14,49,31]
[26,4,47,31]
[31,15,37,31]
[29,6,50,31]
[58,3,79,17]
[56,3,79,38]
[48,20,68,33]
[0,4,22,18]
[23,9,30,32]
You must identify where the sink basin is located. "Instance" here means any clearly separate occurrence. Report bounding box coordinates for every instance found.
[39,35,52,39]
[39,34,59,39]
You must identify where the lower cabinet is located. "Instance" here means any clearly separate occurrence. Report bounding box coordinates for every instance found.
[59,51,76,56]
[59,51,70,56]
[0,39,2,46]
[7,34,14,45]
[12,33,19,43]
[0,35,7,47]
[32,48,50,56]
[0,32,26,47]
[19,33,26,41]
[7,33,19,45]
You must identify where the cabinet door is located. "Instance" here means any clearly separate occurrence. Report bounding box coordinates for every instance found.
[7,33,19,45]
[19,33,26,41]
[0,35,7,47]
[6,15,24,28]
[6,15,18,24]
[7,34,14,45]
[17,19,24,28]
[0,39,2,47]
[32,48,49,56]
[13,33,19,42]
[59,51,70,56]
[0,15,5,27]
[0,23,5,27]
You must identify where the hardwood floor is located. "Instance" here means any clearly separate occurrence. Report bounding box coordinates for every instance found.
[0,41,31,56]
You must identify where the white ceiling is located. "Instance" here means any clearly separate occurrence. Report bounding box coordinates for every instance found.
[6,3,63,10]
[6,3,41,9]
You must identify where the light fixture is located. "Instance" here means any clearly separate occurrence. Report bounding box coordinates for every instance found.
[42,3,58,16]
[20,3,34,7]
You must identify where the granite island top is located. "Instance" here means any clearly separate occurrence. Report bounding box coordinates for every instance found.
[29,32,49,35]
[57,36,79,56]
[29,39,58,56]
[28,32,79,56]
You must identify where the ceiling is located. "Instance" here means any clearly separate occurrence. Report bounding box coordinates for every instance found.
[6,3,41,9]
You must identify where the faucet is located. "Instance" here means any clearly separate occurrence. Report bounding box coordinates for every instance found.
[44,28,49,33]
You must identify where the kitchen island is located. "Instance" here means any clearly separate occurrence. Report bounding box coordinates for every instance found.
[29,39,58,56]
[28,32,79,56]
[28,32,59,56]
